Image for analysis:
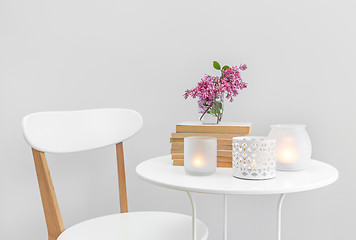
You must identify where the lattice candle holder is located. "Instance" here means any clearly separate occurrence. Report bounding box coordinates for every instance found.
[232,136,276,180]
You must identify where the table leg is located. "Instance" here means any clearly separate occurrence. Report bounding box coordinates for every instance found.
[277,194,286,240]
[187,192,197,240]
[223,194,227,240]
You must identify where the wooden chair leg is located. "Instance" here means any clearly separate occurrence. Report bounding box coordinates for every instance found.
[116,142,128,213]
[32,149,65,240]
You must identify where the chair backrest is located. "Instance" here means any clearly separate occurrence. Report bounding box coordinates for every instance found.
[22,108,143,240]
[23,108,143,153]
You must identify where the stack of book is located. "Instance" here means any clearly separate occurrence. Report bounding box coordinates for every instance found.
[171,122,252,168]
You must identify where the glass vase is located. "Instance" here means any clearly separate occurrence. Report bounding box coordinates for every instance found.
[198,94,224,125]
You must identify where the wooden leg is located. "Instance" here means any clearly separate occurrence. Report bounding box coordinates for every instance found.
[116,142,128,213]
[32,149,65,240]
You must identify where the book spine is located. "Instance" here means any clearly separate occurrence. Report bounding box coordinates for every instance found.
[171,132,246,139]
[176,125,251,134]
[171,143,232,151]
[171,154,232,162]
[171,149,232,157]
[173,160,232,168]
[170,138,233,145]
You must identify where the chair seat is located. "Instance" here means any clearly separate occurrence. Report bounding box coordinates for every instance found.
[58,211,208,240]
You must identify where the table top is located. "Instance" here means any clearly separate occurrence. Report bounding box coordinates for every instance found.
[136,155,339,195]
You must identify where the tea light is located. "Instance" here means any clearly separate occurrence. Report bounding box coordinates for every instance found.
[268,124,312,171]
[184,137,217,175]
[232,136,276,180]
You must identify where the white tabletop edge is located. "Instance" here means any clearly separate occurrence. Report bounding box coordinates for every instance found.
[136,155,339,195]
[136,173,339,195]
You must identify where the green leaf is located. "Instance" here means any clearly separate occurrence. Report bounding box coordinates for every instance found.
[218,102,223,110]
[210,108,217,114]
[202,103,208,106]
[222,65,230,70]
[213,61,221,70]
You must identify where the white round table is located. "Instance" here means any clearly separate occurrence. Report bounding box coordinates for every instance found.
[136,155,338,240]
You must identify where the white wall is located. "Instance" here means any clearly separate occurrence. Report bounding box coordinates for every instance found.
[1,0,355,239]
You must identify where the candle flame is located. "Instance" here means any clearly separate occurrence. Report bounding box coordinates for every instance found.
[278,149,297,163]
[193,158,202,167]
[283,151,292,160]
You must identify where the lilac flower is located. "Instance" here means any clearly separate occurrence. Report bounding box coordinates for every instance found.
[184,64,247,101]
[239,64,247,71]
[184,61,248,120]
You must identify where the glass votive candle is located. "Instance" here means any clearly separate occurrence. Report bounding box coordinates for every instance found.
[268,124,312,171]
[184,137,217,176]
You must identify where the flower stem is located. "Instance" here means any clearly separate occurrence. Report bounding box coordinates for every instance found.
[199,103,213,121]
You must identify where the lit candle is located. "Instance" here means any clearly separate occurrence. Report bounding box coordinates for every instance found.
[232,136,276,180]
[184,137,217,176]
[193,157,203,167]
[278,137,297,163]
[279,148,297,162]
[268,124,312,171]
[283,150,292,160]
[278,144,297,163]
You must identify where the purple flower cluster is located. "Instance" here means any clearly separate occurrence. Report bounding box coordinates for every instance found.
[184,64,248,103]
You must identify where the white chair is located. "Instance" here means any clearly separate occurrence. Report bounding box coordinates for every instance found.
[22,108,208,240]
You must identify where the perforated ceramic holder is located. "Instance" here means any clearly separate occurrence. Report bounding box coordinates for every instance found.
[233,136,276,180]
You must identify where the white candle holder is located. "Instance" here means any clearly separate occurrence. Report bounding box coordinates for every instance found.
[232,136,276,180]
[184,137,217,176]
[268,124,312,171]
